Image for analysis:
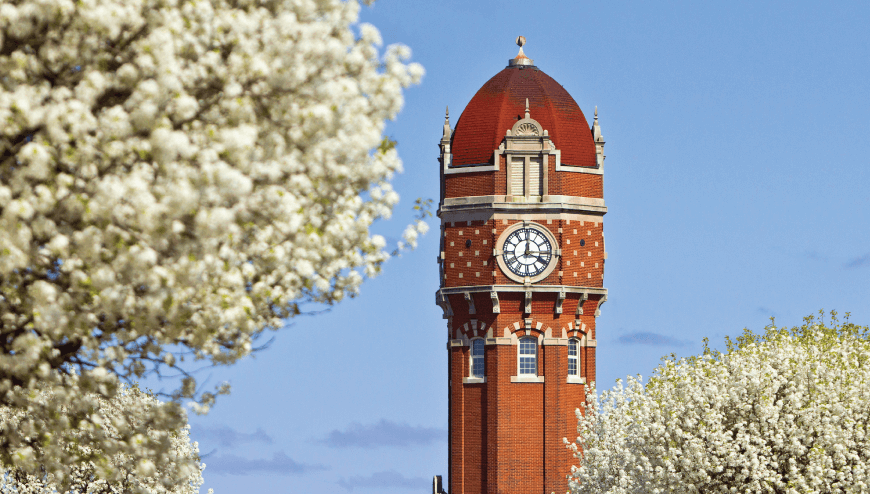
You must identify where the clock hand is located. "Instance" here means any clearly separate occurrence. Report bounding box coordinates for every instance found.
[528,248,550,255]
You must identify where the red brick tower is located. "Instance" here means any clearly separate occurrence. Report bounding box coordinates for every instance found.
[435,37,608,494]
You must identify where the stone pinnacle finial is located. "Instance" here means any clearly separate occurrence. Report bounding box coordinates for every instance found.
[509,36,533,66]
[525,98,530,119]
[592,106,604,143]
[442,105,451,139]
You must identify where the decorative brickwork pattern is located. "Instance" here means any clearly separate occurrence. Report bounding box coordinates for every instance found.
[440,218,605,288]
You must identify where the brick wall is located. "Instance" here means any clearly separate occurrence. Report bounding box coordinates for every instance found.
[441,218,605,289]
[449,339,591,493]
[444,155,602,199]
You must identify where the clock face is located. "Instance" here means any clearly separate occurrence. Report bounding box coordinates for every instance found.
[502,227,553,277]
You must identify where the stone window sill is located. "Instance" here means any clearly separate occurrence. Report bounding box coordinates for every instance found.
[567,376,587,384]
[510,375,545,383]
[463,377,486,384]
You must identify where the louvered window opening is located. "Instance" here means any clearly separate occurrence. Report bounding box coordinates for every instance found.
[510,157,543,197]
[510,158,524,195]
[529,157,542,196]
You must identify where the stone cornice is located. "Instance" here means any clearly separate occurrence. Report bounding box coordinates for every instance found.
[438,195,607,218]
[438,285,607,296]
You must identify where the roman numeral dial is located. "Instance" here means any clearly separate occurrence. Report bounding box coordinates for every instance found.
[502,227,553,277]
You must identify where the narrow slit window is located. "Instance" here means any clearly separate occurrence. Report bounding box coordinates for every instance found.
[519,338,537,375]
[471,339,484,378]
[568,339,579,376]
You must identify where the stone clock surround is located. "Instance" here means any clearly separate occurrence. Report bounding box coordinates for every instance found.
[494,220,560,284]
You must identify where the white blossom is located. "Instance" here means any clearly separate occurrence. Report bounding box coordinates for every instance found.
[568,311,870,493]
[0,385,209,494]
[0,0,423,486]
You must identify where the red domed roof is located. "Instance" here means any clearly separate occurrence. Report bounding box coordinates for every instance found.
[451,66,597,168]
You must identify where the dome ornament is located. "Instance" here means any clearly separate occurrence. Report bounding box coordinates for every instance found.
[514,98,539,135]
[509,97,543,137]
[509,36,534,67]
[515,122,540,136]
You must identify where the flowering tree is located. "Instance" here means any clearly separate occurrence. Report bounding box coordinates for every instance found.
[569,311,870,493]
[0,386,208,494]
[0,0,424,485]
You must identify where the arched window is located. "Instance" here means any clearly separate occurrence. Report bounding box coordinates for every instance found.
[471,339,485,378]
[568,339,580,376]
[518,337,537,375]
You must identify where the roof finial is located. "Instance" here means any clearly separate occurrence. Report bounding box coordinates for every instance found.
[525,98,530,119]
[442,105,451,140]
[509,36,533,67]
[592,106,603,143]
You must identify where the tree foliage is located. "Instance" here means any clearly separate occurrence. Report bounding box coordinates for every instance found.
[0,385,207,494]
[569,311,870,493]
[0,0,423,485]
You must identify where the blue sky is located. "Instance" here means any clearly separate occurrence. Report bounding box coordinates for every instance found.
[183,1,870,492]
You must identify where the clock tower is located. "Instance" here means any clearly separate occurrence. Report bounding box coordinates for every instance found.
[435,38,608,494]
